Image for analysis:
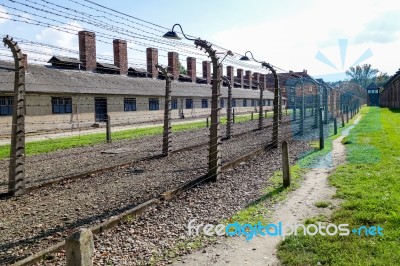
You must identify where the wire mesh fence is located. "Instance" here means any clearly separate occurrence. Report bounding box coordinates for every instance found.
[0,6,367,262]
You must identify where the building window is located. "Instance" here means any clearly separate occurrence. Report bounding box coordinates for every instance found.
[251,99,255,107]
[201,99,208,108]
[221,98,225,108]
[171,98,178,110]
[263,99,266,106]
[308,86,313,92]
[149,98,159,110]
[282,87,286,93]
[124,98,136,111]
[52,97,72,114]
[0,96,13,116]
[186,98,193,109]
[268,99,272,106]
[232,99,237,107]
[243,99,247,107]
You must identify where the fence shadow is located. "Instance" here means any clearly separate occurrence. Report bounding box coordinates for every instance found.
[388,108,400,113]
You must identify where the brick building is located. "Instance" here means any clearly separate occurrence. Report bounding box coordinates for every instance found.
[0,30,280,133]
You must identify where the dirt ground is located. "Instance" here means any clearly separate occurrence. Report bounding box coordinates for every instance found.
[174,117,361,266]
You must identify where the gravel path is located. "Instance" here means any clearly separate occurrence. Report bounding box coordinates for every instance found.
[39,137,312,265]
[0,117,300,265]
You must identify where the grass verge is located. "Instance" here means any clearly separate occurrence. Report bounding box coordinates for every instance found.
[277,107,400,265]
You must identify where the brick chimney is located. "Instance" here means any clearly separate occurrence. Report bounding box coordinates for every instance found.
[237,68,244,88]
[253,72,260,88]
[202,61,211,84]
[226,65,234,85]
[168,52,179,80]
[78,31,96,71]
[113,39,128,75]
[146,48,158,78]
[22,53,28,73]
[303,69,307,74]
[186,57,196,82]
[217,63,223,82]
[245,70,252,89]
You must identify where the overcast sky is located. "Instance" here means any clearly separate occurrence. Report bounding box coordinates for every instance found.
[1,0,399,81]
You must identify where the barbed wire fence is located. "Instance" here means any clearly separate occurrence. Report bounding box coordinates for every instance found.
[0,1,368,263]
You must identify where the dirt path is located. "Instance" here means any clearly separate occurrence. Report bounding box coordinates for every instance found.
[174,117,361,266]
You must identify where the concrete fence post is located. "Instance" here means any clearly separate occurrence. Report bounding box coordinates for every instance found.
[106,115,112,143]
[314,94,318,128]
[222,76,232,139]
[258,86,264,130]
[4,36,26,196]
[319,107,324,150]
[66,228,94,266]
[206,117,209,128]
[251,112,254,120]
[156,64,171,156]
[282,140,290,187]
[342,113,345,127]
[334,118,338,135]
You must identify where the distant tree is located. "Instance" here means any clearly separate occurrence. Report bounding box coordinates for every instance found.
[178,61,186,75]
[374,72,390,87]
[345,64,379,89]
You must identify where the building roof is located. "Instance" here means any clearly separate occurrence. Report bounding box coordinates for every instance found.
[47,56,82,65]
[366,82,380,90]
[96,62,120,70]
[0,61,275,99]
[264,71,318,88]
[384,69,400,90]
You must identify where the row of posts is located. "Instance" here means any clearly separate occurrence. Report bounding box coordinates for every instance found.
[5,33,362,196]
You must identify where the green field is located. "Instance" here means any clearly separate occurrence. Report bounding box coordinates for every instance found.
[278,107,400,265]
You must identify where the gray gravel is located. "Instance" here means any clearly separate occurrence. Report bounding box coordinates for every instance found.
[0,114,328,265]
[0,115,276,193]
[39,138,311,266]
[0,116,298,265]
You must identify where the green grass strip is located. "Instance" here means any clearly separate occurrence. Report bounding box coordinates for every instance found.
[277,107,400,265]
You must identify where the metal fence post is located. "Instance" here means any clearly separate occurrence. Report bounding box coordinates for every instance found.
[251,112,254,120]
[346,105,349,123]
[233,107,235,124]
[156,64,171,156]
[206,117,209,128]
[319,107,324,150]
[106,115,111,143]
[4,36,26,196]
[282,140,290,187]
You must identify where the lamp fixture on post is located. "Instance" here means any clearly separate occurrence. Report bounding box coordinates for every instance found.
[163,24,233,182]
[240,51,280,148]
